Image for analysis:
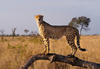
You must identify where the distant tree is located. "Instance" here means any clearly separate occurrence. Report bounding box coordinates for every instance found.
[68,17,79,28]
[0,30,5,36]
[77,16,90,35]
[0,30,5,41]
[30,31,34,36]
[12,28,17,38]
[68,16,90,35]
[34,31,37,35]
[30,31,37,36]
[16,34,20,36]
[24,29,29,36]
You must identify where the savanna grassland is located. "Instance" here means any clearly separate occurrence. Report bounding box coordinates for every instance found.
[0,35,100,69]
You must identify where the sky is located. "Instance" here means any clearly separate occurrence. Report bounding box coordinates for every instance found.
[0,0,100,35]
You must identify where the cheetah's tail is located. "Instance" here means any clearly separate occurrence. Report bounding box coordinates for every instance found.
[76,32,87,51]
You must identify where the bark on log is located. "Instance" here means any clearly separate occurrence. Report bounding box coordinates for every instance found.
[19,53,100,69]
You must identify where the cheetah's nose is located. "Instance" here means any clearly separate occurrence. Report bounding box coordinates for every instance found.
[39,19,40,21]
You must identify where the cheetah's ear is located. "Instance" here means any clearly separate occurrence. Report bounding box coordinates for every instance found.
[34,15,36,17]
[42,15,44,17]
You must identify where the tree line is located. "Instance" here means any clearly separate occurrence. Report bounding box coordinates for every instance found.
[0,16,90,40]
[0,28,38,41]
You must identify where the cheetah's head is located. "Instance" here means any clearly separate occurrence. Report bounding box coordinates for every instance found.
[34,15,44,23]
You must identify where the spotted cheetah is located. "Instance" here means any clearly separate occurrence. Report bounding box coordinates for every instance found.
[34,15,87,56]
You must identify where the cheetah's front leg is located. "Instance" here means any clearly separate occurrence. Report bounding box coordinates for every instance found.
[43,38,50,54]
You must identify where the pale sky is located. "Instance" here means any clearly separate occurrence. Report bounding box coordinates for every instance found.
[0,0,100,35]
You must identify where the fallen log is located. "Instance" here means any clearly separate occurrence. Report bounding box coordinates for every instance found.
[19,53,100,69]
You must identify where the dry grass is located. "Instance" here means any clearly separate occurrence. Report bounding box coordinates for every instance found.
[0,35,100,69]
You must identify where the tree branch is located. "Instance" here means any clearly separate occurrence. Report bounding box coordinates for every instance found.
[19,53,100,69]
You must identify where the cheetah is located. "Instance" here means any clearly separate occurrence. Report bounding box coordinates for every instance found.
[34,15,87,56]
